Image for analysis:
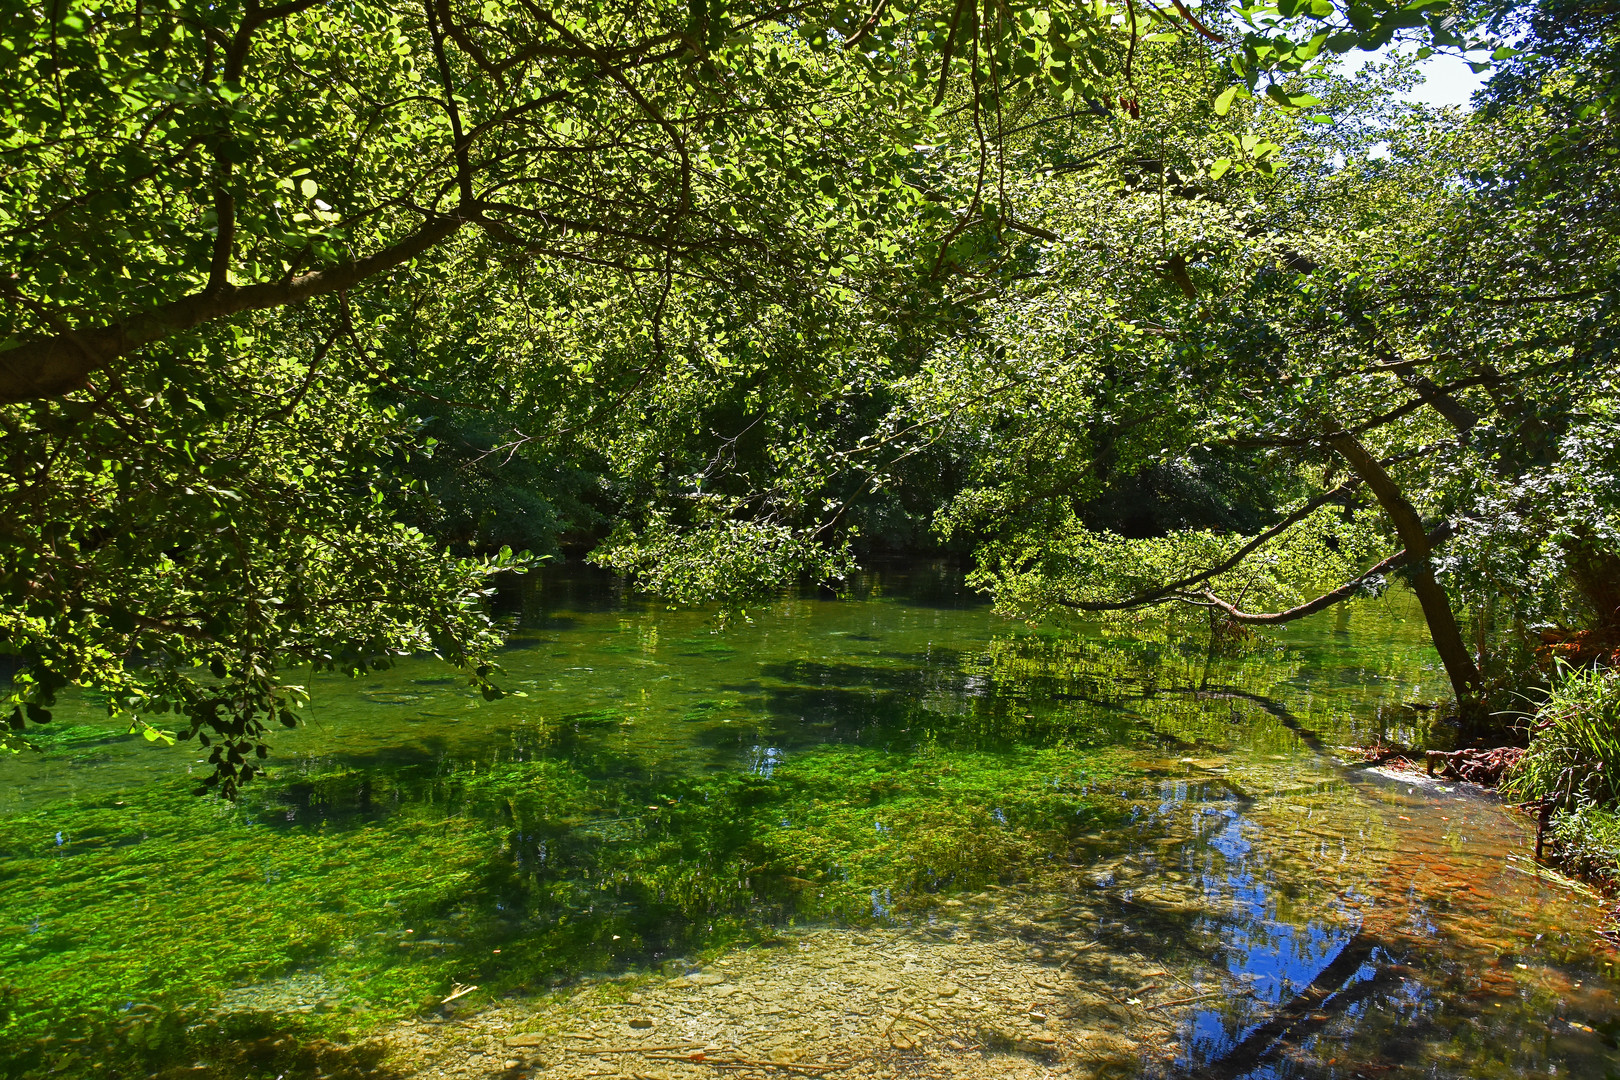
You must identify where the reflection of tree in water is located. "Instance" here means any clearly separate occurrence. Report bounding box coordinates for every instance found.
[976,628,1309,706]
[1057,758,1596,1077]
[262,625,1591,1079]
[974,608,1447,750]
[6,600,1606,1079]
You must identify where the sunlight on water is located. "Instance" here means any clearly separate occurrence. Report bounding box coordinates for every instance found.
[2,564,1615,1079]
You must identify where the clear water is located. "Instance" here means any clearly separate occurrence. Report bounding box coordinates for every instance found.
[2,564,1615,1079]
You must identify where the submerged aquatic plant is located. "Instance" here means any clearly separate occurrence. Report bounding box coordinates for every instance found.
[0,589,1446,1078]
[0,736,1129,1078]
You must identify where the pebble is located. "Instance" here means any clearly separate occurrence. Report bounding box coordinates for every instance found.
[378,787,1415,1080]
[504,1034,545,1048]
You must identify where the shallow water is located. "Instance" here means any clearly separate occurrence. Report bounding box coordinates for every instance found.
[1,565,1615,1079]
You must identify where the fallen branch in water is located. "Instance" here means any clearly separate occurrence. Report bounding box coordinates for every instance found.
[1426,746,1524,785]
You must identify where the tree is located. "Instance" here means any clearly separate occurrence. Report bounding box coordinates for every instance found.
[875,11,1617,715]
[0,0,1488,403]
[1,0,1497,787]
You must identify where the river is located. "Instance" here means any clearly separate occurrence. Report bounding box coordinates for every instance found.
[2,564,1614,1079]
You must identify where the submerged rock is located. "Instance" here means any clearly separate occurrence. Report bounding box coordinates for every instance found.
[683,972,726,986]
[503,1034,545,1048]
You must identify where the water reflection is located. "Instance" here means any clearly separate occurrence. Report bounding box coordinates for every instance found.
[0,567,1615,1079]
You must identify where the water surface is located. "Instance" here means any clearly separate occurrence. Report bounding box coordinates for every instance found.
[2,565,1614,1078]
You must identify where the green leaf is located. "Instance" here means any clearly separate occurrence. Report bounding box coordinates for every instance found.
[1213,85,1239,116]
[1208,158,1233,180]
[1295,31,1330,61]
[0,731,39,754]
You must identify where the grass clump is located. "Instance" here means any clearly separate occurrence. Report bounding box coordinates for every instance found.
[1503,666,1620,878]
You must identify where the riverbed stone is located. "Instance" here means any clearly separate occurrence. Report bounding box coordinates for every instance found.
[375,768,1433,1080]
[503,1034,545,1048]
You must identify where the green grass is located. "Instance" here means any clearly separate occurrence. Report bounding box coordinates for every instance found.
[1503,666,1620,880]
[1503,666,1620,811]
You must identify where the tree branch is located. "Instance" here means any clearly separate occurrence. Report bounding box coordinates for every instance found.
[0,214,465,403]
[1052,480,1366,613]
[1183,528,1451,625]
[424,0,475,206]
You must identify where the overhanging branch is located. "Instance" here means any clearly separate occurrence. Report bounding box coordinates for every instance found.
[1183,522,1455,626]
[0,214,466,403]
[1052,479,1365,613]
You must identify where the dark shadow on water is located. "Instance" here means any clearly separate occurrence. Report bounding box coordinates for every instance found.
[8,571,1611,1080]
[503,614,583,636]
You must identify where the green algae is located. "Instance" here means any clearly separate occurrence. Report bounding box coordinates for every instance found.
[0,735,1132,1077]
[8,575,1607,1080]
[748,743,1131,909]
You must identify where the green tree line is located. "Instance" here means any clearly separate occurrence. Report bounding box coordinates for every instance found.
[2,0,1614,790]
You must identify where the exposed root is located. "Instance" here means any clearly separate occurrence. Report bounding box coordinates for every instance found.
[1424,746,1524,785]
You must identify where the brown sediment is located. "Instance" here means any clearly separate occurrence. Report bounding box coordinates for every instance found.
[376,919,1188,1080]
[369,754,1615,1080]
[1536,626,1620,670]
[1345,735,1620,929]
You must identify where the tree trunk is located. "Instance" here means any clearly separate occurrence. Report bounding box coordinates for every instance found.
[1326,430,1484,707]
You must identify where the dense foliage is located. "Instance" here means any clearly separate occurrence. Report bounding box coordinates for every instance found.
[3,0,1614,791]
[1504,665,1620,878]
[860,6,1619,717]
